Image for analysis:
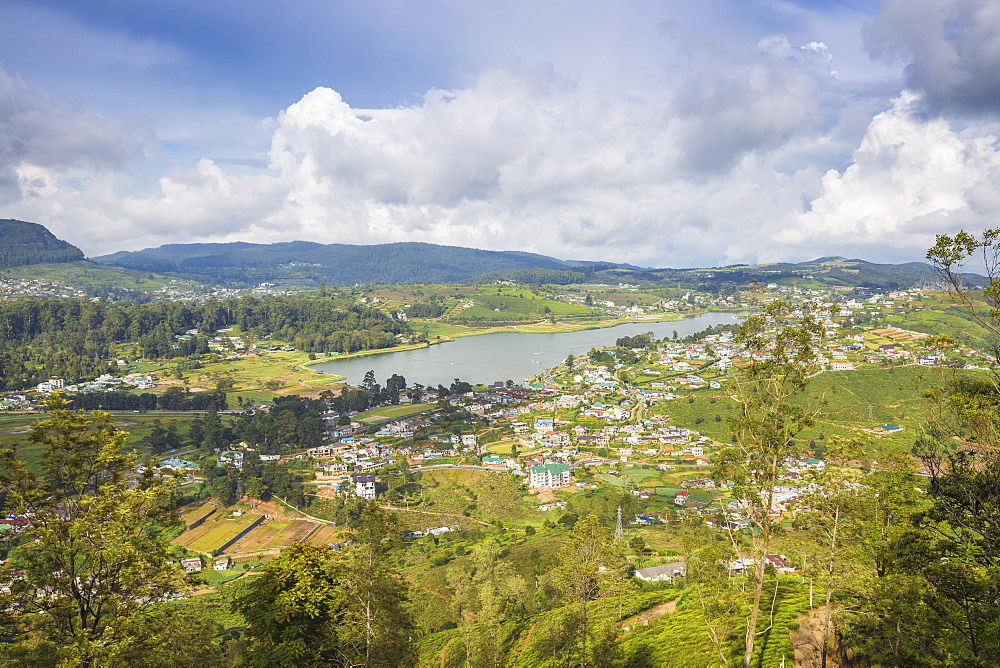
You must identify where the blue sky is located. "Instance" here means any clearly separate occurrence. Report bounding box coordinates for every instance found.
[2,0,999,268]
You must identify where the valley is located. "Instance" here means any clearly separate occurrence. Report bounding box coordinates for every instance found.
[2,220,999,666]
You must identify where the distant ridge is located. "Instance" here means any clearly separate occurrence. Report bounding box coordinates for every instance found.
[93,240,581,284]
[662,256,976,290]
[0,219,84,269]
[86,237,984,289]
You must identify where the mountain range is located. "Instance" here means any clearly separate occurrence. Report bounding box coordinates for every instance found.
[0,219,983,290]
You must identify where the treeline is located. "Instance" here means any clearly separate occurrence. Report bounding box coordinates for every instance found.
[232,395,328,454]
[0,296,409,390]
[406,300,447,318]
[323,374,473,416]
[615,332,655,349]
[66,387,229,412]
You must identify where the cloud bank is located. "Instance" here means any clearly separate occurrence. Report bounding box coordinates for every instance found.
[4,1,1000,268]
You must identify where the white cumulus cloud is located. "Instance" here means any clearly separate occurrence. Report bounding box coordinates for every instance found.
[784,91,1000,260]
[85,53,837,265]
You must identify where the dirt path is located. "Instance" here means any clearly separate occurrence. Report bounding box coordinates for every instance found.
[790,606,841,667]
[620,600,677,629]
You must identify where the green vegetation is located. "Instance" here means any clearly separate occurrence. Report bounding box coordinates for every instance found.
[0,397,195,663]
[0,219,83,269]
[0,295,409,390]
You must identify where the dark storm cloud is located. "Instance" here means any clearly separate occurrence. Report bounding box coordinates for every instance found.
[866,0,1000,115]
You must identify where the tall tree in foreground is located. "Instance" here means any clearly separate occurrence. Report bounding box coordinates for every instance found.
[548,514,631,667]
[712,300,824,668]
[447,538,528,666]
[231,503,413,667]
[0,395,184,665]
[335,503,413,667]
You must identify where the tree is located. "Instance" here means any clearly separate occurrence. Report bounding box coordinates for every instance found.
[797,448,868,668]
[451,378,473,394]
[231,503,412,667]
[550,514,631,667]
[0,396,184,665]
[384,373,407,404]
[680,519,745,667]
[447,538,527,666]
[336,503,413,666]
[927,228,1000,344]
[712,300,824,668]
[231,544,344,666]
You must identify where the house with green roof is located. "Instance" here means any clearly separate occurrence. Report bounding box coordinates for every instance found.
[529,463,571,488]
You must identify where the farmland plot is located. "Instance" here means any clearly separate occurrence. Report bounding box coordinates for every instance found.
[304,525,340,545]
[172,511,262,555]
[231,519,317,552]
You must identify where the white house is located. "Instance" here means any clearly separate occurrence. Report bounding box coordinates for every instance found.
[351,471,377,500]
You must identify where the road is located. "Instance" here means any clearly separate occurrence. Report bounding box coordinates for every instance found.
[411,464,493,472]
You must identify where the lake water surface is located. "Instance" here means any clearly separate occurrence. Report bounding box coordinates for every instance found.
[313,312,739,388]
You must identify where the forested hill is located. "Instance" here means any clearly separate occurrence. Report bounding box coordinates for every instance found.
[0,219,84,269]
[93,239,982,289]
[92,241,594,284]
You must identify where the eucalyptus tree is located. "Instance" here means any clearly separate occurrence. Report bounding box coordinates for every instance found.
[712,300,825,668]
[447,538,528,666]
[550,514,632,667]
[797,444,867,668]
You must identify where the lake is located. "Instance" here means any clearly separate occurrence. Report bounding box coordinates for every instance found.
[312,312,739,388]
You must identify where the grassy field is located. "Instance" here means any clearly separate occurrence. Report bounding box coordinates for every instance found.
[0,411,206,472]
[184,350,347,398]
[355,402,436,420]
[641,363,961,453]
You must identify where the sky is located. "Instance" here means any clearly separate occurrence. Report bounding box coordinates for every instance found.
[2,0,1000,268]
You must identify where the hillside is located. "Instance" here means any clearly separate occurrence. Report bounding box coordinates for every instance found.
[93,240,583,285]
[0,218,973,290]
[93,237,982,290]
[637,256,985,291]
[0,219,84,269]
[0,260,202,300]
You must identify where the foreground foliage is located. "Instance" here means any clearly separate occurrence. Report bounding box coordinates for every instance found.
[0,396,192,664]
[231,504,413,667]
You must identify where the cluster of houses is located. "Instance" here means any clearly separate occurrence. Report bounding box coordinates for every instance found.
[32,373,156,396]
[153,280,292,303]
[180,556,234,572]
[0,277,88,300]
[631,553,796,584]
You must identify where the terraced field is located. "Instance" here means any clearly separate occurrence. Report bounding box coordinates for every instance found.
[172,511,262,555]
[230,519,317,552]
[304,524,340,545]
